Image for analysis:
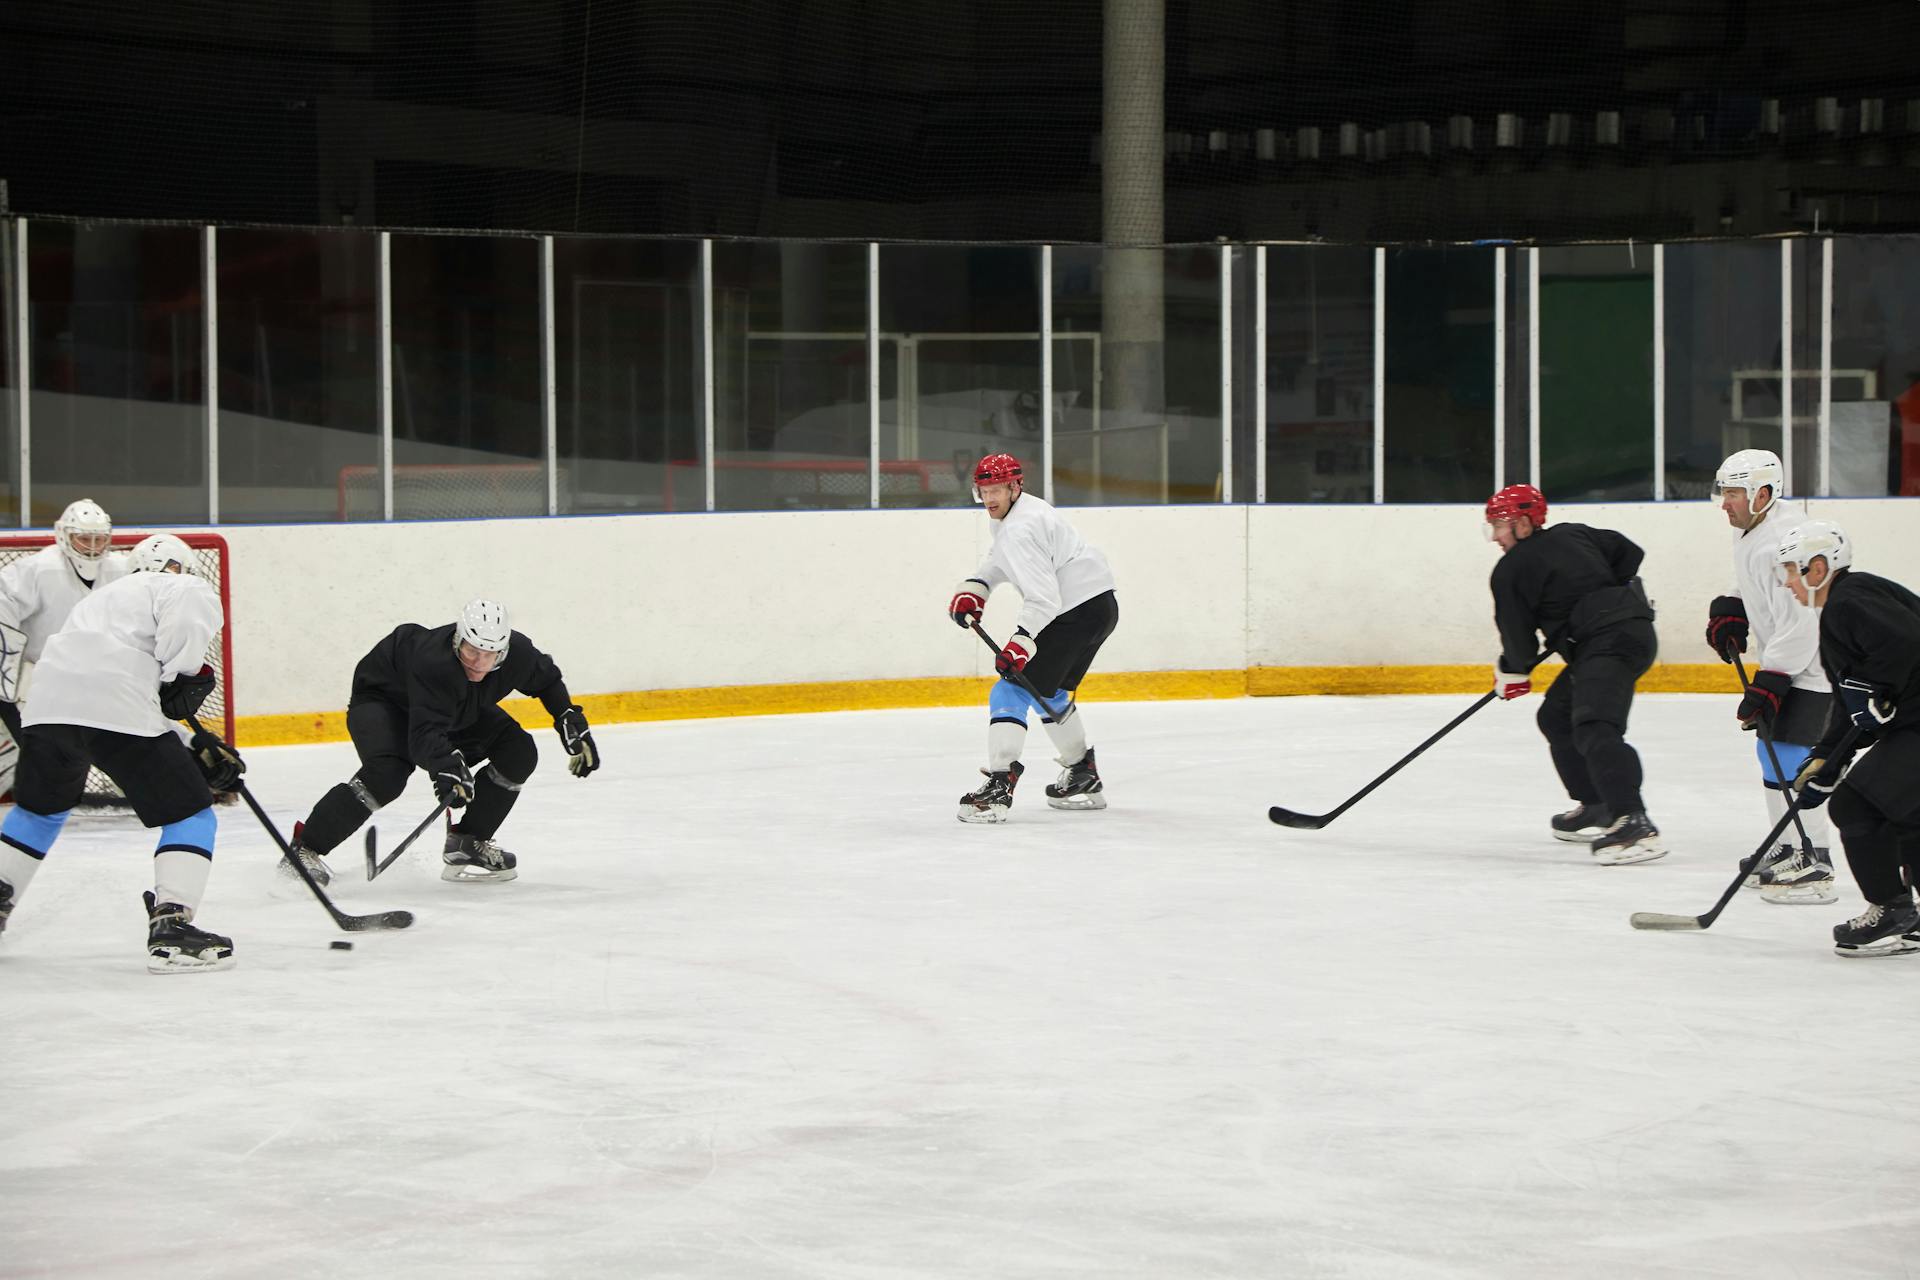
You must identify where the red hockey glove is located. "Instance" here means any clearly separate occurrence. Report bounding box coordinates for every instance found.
[995,629,1037,676]
[1736,670,1792,731]
[948,579,989,628]
[1493,664,1532,701]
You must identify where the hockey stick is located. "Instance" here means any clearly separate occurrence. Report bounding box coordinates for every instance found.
[365,802,449,881]
[1629,723,1862,932]
[970,620,1078,723]
[1732,652,1816,856]
[1268,691,1498,828]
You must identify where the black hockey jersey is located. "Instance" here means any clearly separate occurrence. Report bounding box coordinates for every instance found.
[350,622,573,766]
[1812,568,1920,754]
[1490,522,1651,669]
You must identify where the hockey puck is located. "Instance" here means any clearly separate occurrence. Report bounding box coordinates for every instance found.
[329,940,354,951]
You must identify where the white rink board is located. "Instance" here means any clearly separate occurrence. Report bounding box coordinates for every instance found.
[3,696,1917,1278]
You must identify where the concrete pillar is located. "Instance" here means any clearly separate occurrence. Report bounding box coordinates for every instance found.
[1101,0,1165,499]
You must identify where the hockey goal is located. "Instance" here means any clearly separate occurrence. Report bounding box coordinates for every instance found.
[0,532,236,805]
[337,462,556,521]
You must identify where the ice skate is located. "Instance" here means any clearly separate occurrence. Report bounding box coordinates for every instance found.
[278,821,332,888]
[442,832,518,882]
[0,878,14,937]
[957,761,1024,824]
[1831,899,1920,957]
[1743,842,1795,889]
[1044,748,1105,811]
[1590,812,1667,865]
[1758,846,1838,905]
[1551,801,1613,843]
[143,891,234,973]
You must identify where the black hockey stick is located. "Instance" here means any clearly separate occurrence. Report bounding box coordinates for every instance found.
[1629,724,1862,932]
[1269,691,1498,828]
[970,620,1078,723]
[1732,652,1816,855]
[365,802,449,881]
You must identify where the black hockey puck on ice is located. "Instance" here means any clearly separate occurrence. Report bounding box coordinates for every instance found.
[329,940,354,951]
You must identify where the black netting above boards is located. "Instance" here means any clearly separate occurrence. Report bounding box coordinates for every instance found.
[5,0,1919,242]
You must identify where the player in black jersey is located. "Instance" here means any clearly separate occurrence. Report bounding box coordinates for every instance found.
[285,599,600,885]
[1484,484,1664,865]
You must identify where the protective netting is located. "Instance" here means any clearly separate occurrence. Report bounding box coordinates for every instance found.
[4,1,1918,241]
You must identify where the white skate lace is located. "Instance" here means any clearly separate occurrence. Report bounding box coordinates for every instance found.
[1849,904,1886,930]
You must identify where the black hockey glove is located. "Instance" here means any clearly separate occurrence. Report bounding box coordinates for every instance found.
[160,664,218,720]
[189,728,246,792]
[1704,596,1748,663]
[1838,678,1896,734]
[1736,669,1792,732]
[1791,753,1846,810]
[431,750,474,809]
[555,705,599,779]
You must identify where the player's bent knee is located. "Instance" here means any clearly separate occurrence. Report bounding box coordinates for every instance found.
[489,728,537,782]
[158,806,218,857]
[354,764,410,809]
[1828,785,1876,833]
[1,805,73,857]
[988,678,1037,725]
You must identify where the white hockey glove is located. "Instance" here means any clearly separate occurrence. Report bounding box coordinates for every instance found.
[1493,664,1532,701]
[0,621,25,704]
[556,705,599,778]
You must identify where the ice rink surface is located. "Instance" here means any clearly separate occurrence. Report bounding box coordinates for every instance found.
[3,693,1918,1280]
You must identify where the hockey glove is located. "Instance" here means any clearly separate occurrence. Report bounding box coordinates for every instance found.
[1493,664,1532,701]
[189,729,245,792]
[556,704,599,778]
[431,751,475,809]
[1704,595,1749,663]
[1791,754,1845,810]
[1736,669,1792,732]
[160,664,218,721]
[1837,677,1896,734]
[995,628,1036,676]
[948,579,989,628]
[0,620,25,703]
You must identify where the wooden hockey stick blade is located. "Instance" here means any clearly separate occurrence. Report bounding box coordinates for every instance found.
[1268,806,1333,829]
[1629,911,1705,931]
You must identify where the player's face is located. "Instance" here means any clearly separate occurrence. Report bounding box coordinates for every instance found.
[457,641,502,682]
[67,529,111,558]
[1782,556,1830,608]
[1487,516,1530,552]
[1719,485,1755,527]
[978,480,1019,519]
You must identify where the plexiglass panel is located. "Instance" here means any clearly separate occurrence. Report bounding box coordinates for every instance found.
[1383,246,1494,502]
[0,219,16,525]
[1538,243,1654,499]
[1662,241,1780,499]
[1261,245,1373,502]
[1829,237,1920,497]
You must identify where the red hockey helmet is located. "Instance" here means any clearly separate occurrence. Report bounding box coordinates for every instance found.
[973,453,1023,488]
[1485,483,1547,527]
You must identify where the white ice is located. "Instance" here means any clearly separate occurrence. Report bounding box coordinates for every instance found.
[3,694,1918,1280]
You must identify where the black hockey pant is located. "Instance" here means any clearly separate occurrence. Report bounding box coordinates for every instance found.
[299,698,538,854]
[1536,620,1656,817]
[1828,728,1920,905]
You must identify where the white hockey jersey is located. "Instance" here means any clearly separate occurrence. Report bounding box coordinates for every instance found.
[1728,502,1829,692]
[0,545,131,664]
[972,493,1117,636]
[23,571,224,738]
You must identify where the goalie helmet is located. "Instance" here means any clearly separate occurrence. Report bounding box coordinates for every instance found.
[55,498,113,581]
[971,452,1023,503]
[455,598,511,661]
[1713,448,1784,514]
[1776,519,1852,580]
[1484,483,1547,528]
[128,533,196,576]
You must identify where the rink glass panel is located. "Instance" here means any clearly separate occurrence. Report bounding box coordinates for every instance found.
[709,241,875,513]
[1501,250,1529,488]
[0,219,15,524]
[386,234,544,520]
[1537,244,1654,500]
[1382,246,1495,503]
[26,222,207,525]
[1261,245,1374,503]
[215,229,380,524]
[1660,241,1781,500]
[553,237,700,515]
[1825,238,1920,497]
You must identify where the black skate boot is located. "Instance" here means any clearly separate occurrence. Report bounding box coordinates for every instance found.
[1551,801,1613,843]
[1744,842,1796,889]
[1591,811,1667,865]
[957,761,1024,824]
[1831,898,1920,958]
[278,821,332,888]
[442,832,518,883]
[1757,846,1838,905]
[1044,748,1106,811]
[0,878,14,937]
[144,891,234,974]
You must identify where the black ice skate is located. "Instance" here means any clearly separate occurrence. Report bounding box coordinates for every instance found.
[1757,846,1838,905]
[1831,899,1920,958]
[1044,748,1106,811]
[442,832,519,883]
[278,821,332,888]
[1743,842,1796,889]
[1590,812,1667,865]
[957,761,1024,824]
[144,891,234,974]
[1551,802,1613,843]
[0,878,14,937]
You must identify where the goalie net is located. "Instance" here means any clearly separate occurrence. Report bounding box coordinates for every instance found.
[0,533,236,806]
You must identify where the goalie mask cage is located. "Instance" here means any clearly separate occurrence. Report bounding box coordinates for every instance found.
[0,533,236,806]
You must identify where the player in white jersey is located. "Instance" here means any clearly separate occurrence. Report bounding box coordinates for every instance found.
[0,499,130,787]
[946,453,1119,822]
[0,535,245,973]
[1704,449,1837,902]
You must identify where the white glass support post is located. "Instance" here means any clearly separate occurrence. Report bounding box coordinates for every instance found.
[1493,247,1506,491]
[700,239,715,513]
[1653,244,1665,500]
[376,231,394,521]
[539,236,557,516]
[1040,244,1054,502]
[1780,240,1794,493]
[203,225,219,524]
[867,243,880,510]
[1254,245,1267,504]
[12,218,28,526]
[1372,246,1385,504]
[1819,238,1834,496]
[1219,244,1233,504]
[1527,249,1541,489]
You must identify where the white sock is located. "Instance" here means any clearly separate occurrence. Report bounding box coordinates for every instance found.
[986,720,1027,772]
[1766,787,1831,850]
[153,849,212,915]
[1041,708,1089,766]
[0,844,44,904]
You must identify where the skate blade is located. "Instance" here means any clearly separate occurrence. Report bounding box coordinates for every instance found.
[1593,842,1668,866]
[1834,934,1920,958]
[956,805,1010,824]
[1760,880,1838,906]
[147,948,236,974]
[1046,793,1107,811]
[440,864,518,883]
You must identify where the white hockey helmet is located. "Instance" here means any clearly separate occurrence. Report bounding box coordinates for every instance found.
[54,498,114,581]
[1776,519,1852,584]
[454,598,511,663]
[1712,448,1785,515]
[128,534,197,576]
